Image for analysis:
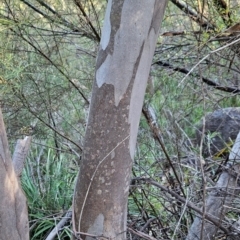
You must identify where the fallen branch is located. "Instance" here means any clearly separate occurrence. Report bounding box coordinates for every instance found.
[133,177,230,235]
[45,209,72,240]
[128,227,157,240]
[186,132,240,239]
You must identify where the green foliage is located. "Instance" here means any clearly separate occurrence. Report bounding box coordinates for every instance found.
[21,146,77,239]
[0,0,240,238]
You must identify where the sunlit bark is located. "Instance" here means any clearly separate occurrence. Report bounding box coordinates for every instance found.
[0,108,29,239]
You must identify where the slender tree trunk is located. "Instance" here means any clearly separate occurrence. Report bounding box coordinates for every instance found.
[72,0,168,239]
[0,108,29,239]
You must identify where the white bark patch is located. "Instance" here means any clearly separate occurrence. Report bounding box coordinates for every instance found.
[100,0,112,50]
[110,150,115,159]
[96,0,155,106]
[86,214,104,240]
[129,28,157,159]
[99,176,105,183]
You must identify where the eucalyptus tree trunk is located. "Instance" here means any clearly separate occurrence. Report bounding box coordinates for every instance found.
[0,108,29,239]
[72,0,168,239]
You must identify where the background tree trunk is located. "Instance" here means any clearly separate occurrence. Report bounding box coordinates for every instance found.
[0,108,29,240]
[72,0,168,239]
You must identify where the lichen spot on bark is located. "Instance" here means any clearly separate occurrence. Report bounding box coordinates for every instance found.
[99,176,105,183]
[86,214,104,240]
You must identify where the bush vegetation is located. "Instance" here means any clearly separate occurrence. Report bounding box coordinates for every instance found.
[0,0,240,239]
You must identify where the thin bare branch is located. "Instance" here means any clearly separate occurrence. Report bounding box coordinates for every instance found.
[142,105,187,198]
[154,60,240,94]
[74,0,101,42]
[45,209,72,240]
[170,0,216,30]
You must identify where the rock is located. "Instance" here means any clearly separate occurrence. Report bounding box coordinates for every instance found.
[196,107,240,157]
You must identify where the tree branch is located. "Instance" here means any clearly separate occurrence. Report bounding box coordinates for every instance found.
[142,105,186,198]
[186,132,240,239]
[20,0,80,33]
[153,60,240,94]
[170,0,216,30]
[147,179,231,235]
[73,0,101,42]
[45,209,72,240]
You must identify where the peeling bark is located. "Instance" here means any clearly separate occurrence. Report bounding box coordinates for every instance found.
[0,108,29,240]
[13,136,32,177]
[72,0,168,239]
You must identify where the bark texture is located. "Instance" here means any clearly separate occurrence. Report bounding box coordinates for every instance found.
[186,132,240,240]
[0,108,29,240]
[13,136,32,177]
[73,0,167,239]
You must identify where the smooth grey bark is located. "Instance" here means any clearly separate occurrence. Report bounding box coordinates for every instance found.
[186,132,240,240]
[72,0,168,239]
[0,108,29,240]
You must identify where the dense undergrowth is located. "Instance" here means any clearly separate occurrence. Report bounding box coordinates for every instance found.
[22,147,77,239]
[1,0,240,239]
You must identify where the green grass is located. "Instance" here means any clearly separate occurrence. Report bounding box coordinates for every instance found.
[21,146,78,239]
